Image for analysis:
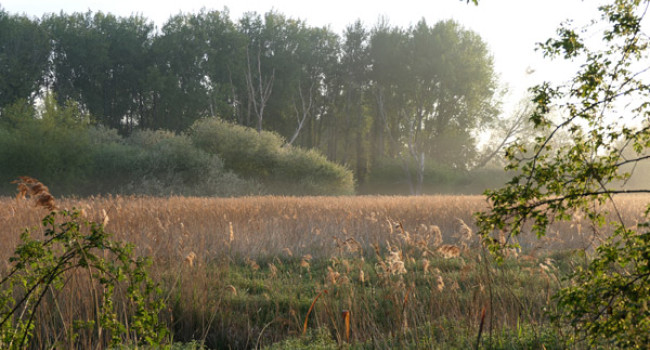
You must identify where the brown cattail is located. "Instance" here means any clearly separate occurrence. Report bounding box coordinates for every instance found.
[12,177,56,210]
[282,247,293,257]
[224,285,237,296]
[300,259,311,270]
[326,266,340,284]
[35,193,56,211]
[246,257,260,270]
[422,259,431,274]
[431,225,443,247]
[303,290,328,336]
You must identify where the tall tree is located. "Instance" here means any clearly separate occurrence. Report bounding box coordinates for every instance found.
[409,19,498,168]
[0,9,50,109]
[339,21,371,184]
[200,10,247,123]
[286,26,340,147]
[368,19,498,194]
[238,12,284,133]
[44,11,154,133]
[369,21,410,160]
[152,10,243,132]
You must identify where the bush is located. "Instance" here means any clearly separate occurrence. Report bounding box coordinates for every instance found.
[0,103,255,197]
[273,148,355,195]
[190,118,355,195]
[0,98,93,195]
[190,118,283,179]
[89,128,256,196]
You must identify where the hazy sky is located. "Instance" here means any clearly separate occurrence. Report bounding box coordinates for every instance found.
[1,0,607,111]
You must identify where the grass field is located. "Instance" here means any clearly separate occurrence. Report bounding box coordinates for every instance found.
[2,194,648,348]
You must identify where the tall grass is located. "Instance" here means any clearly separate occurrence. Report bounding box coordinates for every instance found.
[1,194,648,348]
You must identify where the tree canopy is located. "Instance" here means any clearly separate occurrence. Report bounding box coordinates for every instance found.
[0,8,500,192]
[0,9,50,108]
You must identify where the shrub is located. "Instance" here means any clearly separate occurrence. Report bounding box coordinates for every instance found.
[273,148,355,195]
[0,98,92,195]
[189,118,355,195]
[89,128,255,196]
[190,118,283,179]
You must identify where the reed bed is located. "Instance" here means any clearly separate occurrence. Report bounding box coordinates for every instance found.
[2,194,646,261]
[1,194,649,348]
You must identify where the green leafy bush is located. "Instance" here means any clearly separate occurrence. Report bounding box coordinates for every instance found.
[89,128,256,196]
[553,221,650,348]
[190,118,284,178]
[190,118,355,195]
[273,148,355,195]
[0,101,255,197]
[0,98,92,194]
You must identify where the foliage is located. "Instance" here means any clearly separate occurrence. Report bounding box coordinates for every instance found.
[190,117,355,195]
[0,96,93,193]
[0,178,168,348]
[553,221,650,347]
[0,100,253,197]
[0,8,501,191]
[475,0,650,347]
[118,129,252,196]
[190,117,284,178]
[0,9,50,109]
[368,19,499,193]
[274,147,356,195]
[43,11,155,133]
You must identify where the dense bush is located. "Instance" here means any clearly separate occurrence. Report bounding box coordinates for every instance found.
[0,99,255,197]
[0,98,93,194]
[88,128,256,196]
[189,118,283,178]
[190,118,355,195]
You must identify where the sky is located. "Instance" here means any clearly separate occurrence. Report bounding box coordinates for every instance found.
[1,0,607,113]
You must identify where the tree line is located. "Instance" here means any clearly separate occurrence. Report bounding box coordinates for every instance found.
[0,7,501,193]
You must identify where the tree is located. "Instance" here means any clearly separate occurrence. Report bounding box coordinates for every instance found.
[285,26,339,147]
[44,11,155,133]
[0,9,50,110]
[368,19,498,194]
[152,10,242,132]
[475,0,650,347]
[338,21,371,184]
[239,12,295,134]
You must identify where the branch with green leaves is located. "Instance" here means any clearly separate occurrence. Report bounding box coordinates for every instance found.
[474,0,650,347]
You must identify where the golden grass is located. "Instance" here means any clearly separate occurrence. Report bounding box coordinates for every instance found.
[2,193,649,347]
[2,194,649,264]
